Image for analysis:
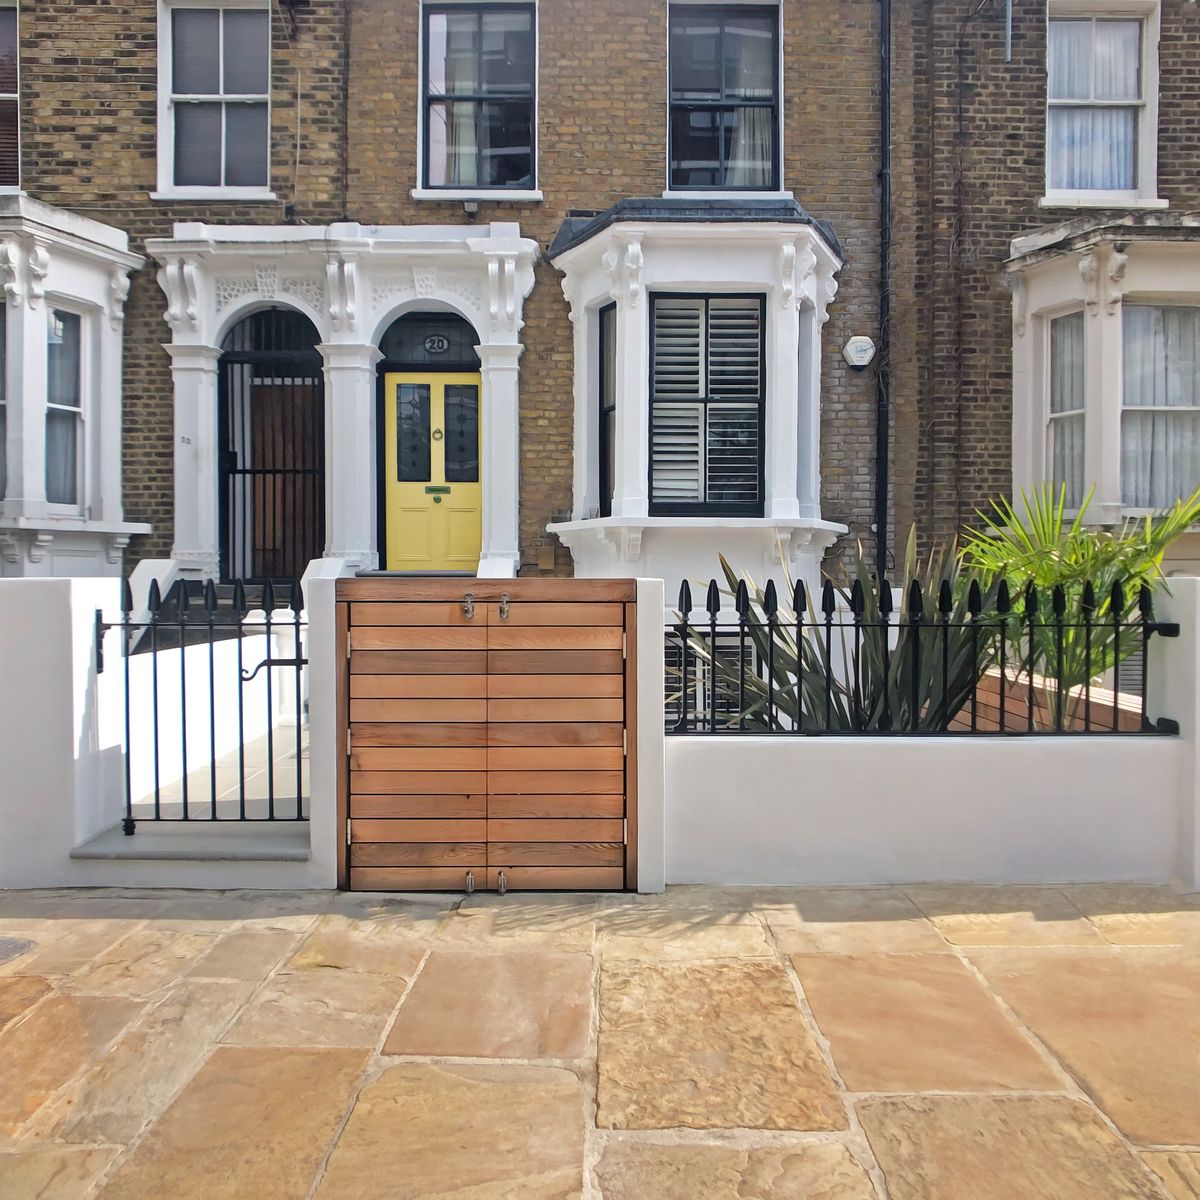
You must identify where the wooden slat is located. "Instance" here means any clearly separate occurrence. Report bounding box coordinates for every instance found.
[488,770,626,795]
[487,650,623,675]
[488,603,625,627]
[487,698,624,723]
[487,674,624,699]
[484,866,625,891]
[351,842,486,867]
[487,723,623,747]
[350,699,488,723]
[350,747,487,771]
[350,818,487,842]
[350,602,488,627]
[351,794,487,819]
[349,722,487,748]
[487,818,625,841]
[339,578,635,603]
[350,867,480,892]
[350,650,487,675]
[487,794,625,819]
[488,842,624,867]
[351,675,487,699]
[487,746,623,771]
[351,770,488,794]
[487,627,623,651]
[351,627,487,651]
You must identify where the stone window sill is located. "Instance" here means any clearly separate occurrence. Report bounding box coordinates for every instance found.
[1039,194,1169,211]
[410,188,544,203]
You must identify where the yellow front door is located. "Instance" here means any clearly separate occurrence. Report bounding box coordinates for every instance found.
[383,372,482,572]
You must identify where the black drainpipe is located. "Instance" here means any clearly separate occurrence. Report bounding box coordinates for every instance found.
[875,0,893,579]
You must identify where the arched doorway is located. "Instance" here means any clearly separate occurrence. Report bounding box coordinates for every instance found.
[218,308,325,582]
[377,312,482,573]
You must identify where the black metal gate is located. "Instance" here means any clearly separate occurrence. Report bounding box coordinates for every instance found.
[219,308,325,583]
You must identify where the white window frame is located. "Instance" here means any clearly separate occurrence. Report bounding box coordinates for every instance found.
[1042,0,1164,210]
[153,0,275,202]
[0,1,19,196]
[411,0,544,202]
[43,302,92,518]
[1045,307,1087,508]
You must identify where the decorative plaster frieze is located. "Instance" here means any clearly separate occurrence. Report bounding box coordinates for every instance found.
[254,264,278,298]
[280,274,325,312]
[412,264,438,298]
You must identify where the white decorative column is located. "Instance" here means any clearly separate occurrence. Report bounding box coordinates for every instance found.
[1080,247,1124,524]
[563,278,599,519]
[96,269,132,524]
[320,343,380,571]
[165,344,221,578]
[766,240,811,520]
[477,342,522,577]
[605,237,649,519]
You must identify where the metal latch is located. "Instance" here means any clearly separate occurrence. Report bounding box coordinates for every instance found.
[497,870,508,896]
[465,870,475,895]
[463,592,475,621]
[499,593,511,621]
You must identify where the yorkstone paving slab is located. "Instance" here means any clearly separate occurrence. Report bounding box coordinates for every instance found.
[289,915,427,976]
[65,930,210,997]
[383,950,592,1060]
[597,959,844,1131]
[439,894,601,950]
[0,995,143,1137]
[1143,1152,1200,1199]
[593,1140,877,1200]
[971,948,1200,1146]
[185,929,298,981]
[0,975,51,1030]
[760,888,949,954]
[315,1062,584,1200]
[52,979,254,1145]
[905,886,1105,946]
[328,891,459,935]
[0,1145,121,1199]
[221,967,410,1048]
[0,921,141,978]
[1067,885,1200,946]
[791,953,1062,1093]
[97,1046,368,1200]
[858,1095,1163,1200]
[597,895,772,960]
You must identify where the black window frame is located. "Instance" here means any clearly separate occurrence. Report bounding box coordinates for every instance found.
[598,302,616,518]
[421,2,538,193]
[668,3,781,193]
[647,291,767,518]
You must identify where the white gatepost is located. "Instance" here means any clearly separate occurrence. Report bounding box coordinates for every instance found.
[3,271,50,516]
[166,343,221,578]
[476,342,523,578]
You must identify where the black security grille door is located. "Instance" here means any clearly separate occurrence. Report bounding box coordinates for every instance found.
[219,309,325,583]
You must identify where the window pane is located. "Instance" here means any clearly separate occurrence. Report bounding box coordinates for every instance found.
[0,402,6,501]
[724,13,775,100]
[1047,106,1135,190]
[651,404,704,503]
[426,100,479,186]
[670,107,721,188]
[600,305,616,518]
[48,311,81,410]
[223,10,270,95]
[427,11,479,96]
[1048,20,1092,100]
[707,403,760,504]
[1122,412,1200,508]
[45,409,78,506]
[225,102,268,186]
[1050,312,1085,414]
[1094,20,1140,100]
[0,9,17,94]
[671,13,721,99]
[1051,413,1085,508]
[0,97,17,189]
[444,385,479,483]
[173,8,220,94]
[174,102,222,185]
[722,106,773,189]
[1124,306,1200,409]
[396,384,431,482]
[480,9,534,96]
[479,100,532,186]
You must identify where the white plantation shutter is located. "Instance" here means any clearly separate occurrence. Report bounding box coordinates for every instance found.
[651,295,763,510]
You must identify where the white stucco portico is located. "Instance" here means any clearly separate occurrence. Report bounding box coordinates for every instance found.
[149,221,538,580]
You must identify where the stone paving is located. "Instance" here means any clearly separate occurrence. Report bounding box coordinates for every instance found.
[0,884,1198,1199]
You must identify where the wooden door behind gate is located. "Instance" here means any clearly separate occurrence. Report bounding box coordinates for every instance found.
[336,579,637,892]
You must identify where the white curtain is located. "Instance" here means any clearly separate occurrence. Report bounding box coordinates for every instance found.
[1122,306,1200,508]
[726,19,774,188]
[427,13,480,187]
[1049,312,1086,507]
[45,410,78,506]
[1047,19,1139,191]
[728,108,773,188]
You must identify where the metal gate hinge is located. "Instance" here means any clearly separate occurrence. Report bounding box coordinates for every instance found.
[623,728,627,756]
[622,632,627,658]
[346,731,352,758]
[346,819,352,846]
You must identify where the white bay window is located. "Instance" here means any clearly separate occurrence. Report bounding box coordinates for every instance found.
[1048,311,1085,508]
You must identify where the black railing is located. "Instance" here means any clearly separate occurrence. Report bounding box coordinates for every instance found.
[98,578,308,834]
[666,575,1180,737]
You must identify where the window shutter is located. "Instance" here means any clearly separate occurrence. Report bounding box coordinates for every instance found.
[707,298,762,399]
[653,298,705,398]
[651,404,704,503]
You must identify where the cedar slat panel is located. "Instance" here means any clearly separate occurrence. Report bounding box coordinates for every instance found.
[487,794,625,819]
[486,627,623,651]
[351,675,487,699]
[488,603,625,627]
[484,866,624,891]
[486,674,625,699]
[351,627,487,651]
[487,723,624,747]
[487,818,625,841]
[350,867,482,891]
[351,842,486,867]
[349,722,487,747]
[487,650,623,675]
[487,747,624,771]
[487,842,624,867]
[487,698,624,723]
[350,602,488,627]
[351,747,487,771]
[351,794,487,819]
[351,770,488,794]
[488,770,626,795]
[351,650,487,675]
[350,699,488,723]
[339,578,635,602]
[350,818,487,842]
